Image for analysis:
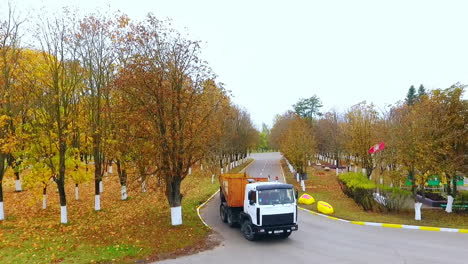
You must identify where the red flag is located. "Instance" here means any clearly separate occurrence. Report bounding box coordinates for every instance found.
[368,142,385,154]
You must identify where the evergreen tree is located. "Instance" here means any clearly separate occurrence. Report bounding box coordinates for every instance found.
[418,84,426,98]
[406,85,417,105]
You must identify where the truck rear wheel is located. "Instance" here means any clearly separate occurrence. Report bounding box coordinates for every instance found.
[227,209,236,227]
[241,220,257,241]
[220,204,228,223]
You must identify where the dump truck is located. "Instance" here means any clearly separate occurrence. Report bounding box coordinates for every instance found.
[219,173,298,241]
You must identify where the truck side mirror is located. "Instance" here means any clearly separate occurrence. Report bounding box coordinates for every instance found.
[248,191,255,205]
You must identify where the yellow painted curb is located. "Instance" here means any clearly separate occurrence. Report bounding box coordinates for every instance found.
[382,224,403,228]
[351,221,366,225]
[419,226,441,232]
[459,229,468,233]
[327,216,340,221]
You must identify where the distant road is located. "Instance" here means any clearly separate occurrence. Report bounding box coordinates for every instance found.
[158,152,467,264]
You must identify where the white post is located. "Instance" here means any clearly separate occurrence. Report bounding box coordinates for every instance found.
[121,186,128,200]
[99,181,103,193]
[75,186,79,200]
[95,195,101,211]
[336,167,339,176]
[0,202,4,220]
[171,206,182,226]
[414,202,422,220]
[211,174,215,184]
[301,180,305,191]
[61,205,67,224]
[42,194,47,209]
[446,195,454,213]
[15,180,22,192]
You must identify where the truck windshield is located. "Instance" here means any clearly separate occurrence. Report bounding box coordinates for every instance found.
[258,188,294,205]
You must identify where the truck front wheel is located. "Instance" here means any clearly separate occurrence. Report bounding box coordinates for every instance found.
[241,220,257,241]
[220,204,228,223]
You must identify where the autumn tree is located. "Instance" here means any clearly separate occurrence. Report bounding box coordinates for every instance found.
[73,13,118,211]
[0,4,23,221]
[115,15,227,225]
[343,102,379,178]
[316,111,344,167]
[31,12,84,223]
[281,116,316,176]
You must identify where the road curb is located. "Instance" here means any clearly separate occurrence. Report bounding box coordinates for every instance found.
[279,157,468,234]
[197,189,220,229]
[298,206,468,234]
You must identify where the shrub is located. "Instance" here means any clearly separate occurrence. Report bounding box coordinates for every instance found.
[338,172,376,211]
[338,172,412,212]
[378,185,412,212]
[454,191,468,213]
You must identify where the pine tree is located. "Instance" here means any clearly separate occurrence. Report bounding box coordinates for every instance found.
[418,84,426,98]
[406,85,417,105]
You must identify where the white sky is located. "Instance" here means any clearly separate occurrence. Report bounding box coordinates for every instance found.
[3,0,468,128]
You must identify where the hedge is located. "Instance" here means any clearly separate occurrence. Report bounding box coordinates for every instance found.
[338,172,411,212]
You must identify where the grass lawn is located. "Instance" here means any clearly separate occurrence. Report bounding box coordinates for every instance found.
[0,161,241,264]
[281,160,468,229]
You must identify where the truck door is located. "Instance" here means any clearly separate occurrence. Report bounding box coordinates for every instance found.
[245,189,259,226]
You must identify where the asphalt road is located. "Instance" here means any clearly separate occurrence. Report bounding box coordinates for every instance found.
[159,153,467,264]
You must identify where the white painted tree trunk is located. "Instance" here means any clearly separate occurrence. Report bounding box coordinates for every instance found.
[61,205,67,224]
[308,160,311,166]
[362,168,367,175]
[200,164,203,171]
[95,195,101,211]
[75,186,79,200]
[188,167,192,175]
[42,195,47,209]
[99,181,103,193]
[296,173,300,182]
[0,201,4,220]
[221,168,224,174]
[380,177,383,184]
[445,195,454,213]
[121,186,128,200]
[336,168,339,176]
[354,166,358,173]
[414,202,422,220]
[15,180,22,192]
[171,206,182,225]
[301,180,305,191]
[211,174,215,184]
[108,164,113,174]
[142,181,147,193]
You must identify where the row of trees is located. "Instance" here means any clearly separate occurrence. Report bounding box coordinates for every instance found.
[0,7,258,224]
[271,86,467,215]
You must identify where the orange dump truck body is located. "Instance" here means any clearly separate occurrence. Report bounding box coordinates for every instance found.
[219,173,268,207]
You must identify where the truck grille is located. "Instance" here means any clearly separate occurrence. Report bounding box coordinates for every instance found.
[262,213,294,226]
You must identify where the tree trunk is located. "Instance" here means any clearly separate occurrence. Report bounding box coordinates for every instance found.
[116,160,128,200]
[0,154,5,221]
[94,178,101,211]
[14,172,22,192]
[166,177,183,226]
[43,187,47,209]
[75,184,79,200]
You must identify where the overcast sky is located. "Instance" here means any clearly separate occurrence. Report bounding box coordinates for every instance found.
[3,0,468,128]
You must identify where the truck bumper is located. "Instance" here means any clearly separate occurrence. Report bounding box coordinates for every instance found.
[253,224,298,235]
